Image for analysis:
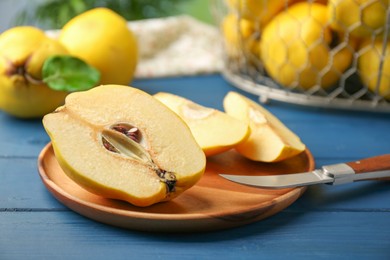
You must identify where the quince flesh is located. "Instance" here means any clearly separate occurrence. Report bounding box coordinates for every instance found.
[43,85,206,207]
[358,39,390,100]
[223,92,305,162]
[59,8,138,85]
[328,0,389,38]
[154,92,250,156]
[0,26,69,118]
[260,2,356,90]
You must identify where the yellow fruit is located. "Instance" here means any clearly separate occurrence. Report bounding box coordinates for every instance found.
[43,85,206,207]
[328,0,389,38]
[59,8,138,85]
[221,13,260,58]
[0,26,69,118]
[358,39,390,99]
[226,0,297,28]
[223,92,305,162]
[154,92,250,156]
[260,2,357,90]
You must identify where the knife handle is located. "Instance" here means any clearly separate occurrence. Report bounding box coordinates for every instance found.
[346,154,390,173]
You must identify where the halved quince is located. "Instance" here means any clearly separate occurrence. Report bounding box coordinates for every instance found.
[223,92,306,162]
[154,92,250,156]
[43,85,206,207]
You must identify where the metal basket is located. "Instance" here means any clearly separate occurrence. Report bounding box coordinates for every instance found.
[212,0,390,113]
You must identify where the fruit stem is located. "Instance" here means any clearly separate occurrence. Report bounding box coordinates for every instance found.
[5,59,44,85]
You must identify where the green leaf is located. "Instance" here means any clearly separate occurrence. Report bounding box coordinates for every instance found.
[42,55,100,92]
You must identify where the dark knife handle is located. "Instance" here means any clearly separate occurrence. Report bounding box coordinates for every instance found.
[346,154,390,174]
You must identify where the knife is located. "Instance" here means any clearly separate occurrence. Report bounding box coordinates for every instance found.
[220,154,390,188]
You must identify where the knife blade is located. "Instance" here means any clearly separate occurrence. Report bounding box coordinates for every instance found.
[220,154,390,188]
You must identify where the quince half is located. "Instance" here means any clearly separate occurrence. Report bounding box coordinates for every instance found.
[260,2,357,90]
[154,92,250,156]
[223,92,305,162]
[43,85,206,207]
[59,8,138,85]
[358,39,390,100]
[0,26,69,118]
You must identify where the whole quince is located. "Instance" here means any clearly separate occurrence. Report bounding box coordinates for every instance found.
[221,13,260,59]
[0,26,69,118]
[328,0,389,38]
[226,0,299,29]
[358,39,390,99]
[59,8,138,85]
[260,2,357,90]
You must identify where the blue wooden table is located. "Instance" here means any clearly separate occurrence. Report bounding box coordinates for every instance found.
[1,74,390,259]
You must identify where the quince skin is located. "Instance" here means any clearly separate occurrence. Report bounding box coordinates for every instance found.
[260,2,357,90]
[328,0,389,38]
[358,39,390,99]
[59,8,138,85]
[0,26,69,118]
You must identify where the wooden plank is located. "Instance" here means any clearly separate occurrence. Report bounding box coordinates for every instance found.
[1,157,390,212]
[0,113,49,158]
[0,157,65,210]
[0,210,389,259]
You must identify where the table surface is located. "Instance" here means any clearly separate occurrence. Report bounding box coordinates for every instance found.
[1,74,390,259]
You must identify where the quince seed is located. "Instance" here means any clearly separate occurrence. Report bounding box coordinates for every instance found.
[101,123,177,194]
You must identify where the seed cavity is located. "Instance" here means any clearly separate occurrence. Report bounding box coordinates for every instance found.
[101,122,176,194]
[111,123,142,143]
[101,128,151,164]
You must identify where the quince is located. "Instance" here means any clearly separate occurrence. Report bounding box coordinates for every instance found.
[221,13,260,59]
[226,0,298,28]
[260,2,357,90]
[358,39,390,99]
[43,85,206,207]
[59,8,138,85]
[223,92,305,162]
[328,0,389,38]
[154,92,250,156]
[0,26,69,118]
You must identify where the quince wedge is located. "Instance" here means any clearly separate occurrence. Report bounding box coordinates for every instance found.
[154,92,250,156]
[59,8,138,85]
[223,92,306,162]
[43,85,206,207]
[0,26,69,118]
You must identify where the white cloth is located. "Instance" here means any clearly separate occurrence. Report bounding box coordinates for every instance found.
[129,15,224,78]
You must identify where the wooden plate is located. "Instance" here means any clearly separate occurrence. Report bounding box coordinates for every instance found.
[37,143,315,232]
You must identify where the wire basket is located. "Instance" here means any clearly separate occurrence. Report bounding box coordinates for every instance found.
[212,0,390,113]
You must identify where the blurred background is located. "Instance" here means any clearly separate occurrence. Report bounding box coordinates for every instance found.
[0,0,213,32]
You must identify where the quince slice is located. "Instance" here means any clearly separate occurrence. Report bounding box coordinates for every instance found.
[223,92,305,162]
[154,92,250,156]
[43,85,206,207]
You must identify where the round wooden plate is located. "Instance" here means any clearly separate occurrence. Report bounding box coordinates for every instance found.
[37,143,315,233]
